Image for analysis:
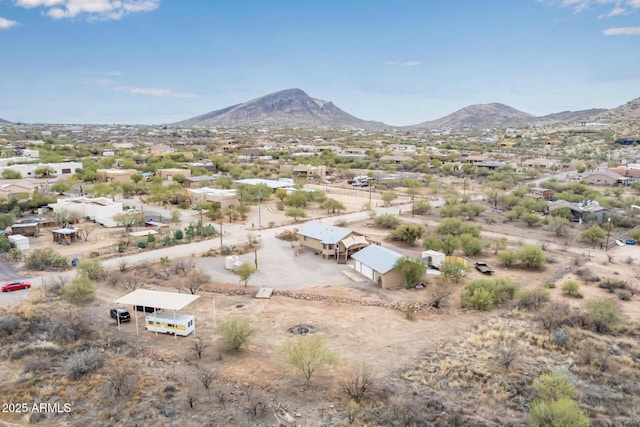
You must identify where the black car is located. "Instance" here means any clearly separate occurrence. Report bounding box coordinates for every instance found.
[110,307,131,322]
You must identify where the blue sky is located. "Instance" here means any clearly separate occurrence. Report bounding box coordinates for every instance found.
[1,0,639,126]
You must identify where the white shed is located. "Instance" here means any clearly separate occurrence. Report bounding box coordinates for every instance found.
[422,250,445,269]
[8,234,29,250]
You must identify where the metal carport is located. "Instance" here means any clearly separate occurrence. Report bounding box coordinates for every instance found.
[114,289,200,339]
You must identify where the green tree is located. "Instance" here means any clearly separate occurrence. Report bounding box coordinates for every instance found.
[285,191,308,208]
[413,199,431,215]
[521,212,541,227]
[459,233,483,256]
[381,191,397,207]
[498,250,518,267]
[440,235,459,256]
[374,213,400,229]
[50,181,71,195]
[321,198,346,214]
[61,277,96,304]
[285,207,307,222]
[584,298,622,333]
[548,216,570,236]
[390,224,424,245]
[77,258,105,281]
[172,174,186,185]
[2,170,21,179]
[281,335,339,385]
[236,262,257,287]
[581,225,606,248]
[34,165,55,177]
[170,208,182,224]
[437,217,481,237]
[0,235,11,252]
[112,212,143,232]
[394,256,426,288]
[518,246,546,269]
[217,318,258,351]
[460,278,517,311]
[439,262,467,283]
[422,235,442,251]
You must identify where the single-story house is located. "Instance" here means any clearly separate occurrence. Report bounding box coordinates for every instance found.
[297,221,364,260]
[155,168,192,181]
[48,196,123,228]
[187,187,239,209]
[11,222,40,236]
[97,169,138,183]
[582,170,627,186]
[351,244,413,289]
[53,226,80,245]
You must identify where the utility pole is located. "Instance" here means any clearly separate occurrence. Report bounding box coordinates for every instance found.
[605,217,612,251]
[411,187,415,218]
[254,248,258,269]
[368,179,373,208]
[257,188,262,230]
[219,214,223,249]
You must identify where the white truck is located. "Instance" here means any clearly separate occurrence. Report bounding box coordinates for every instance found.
[351,175,371,187]
[145,312,195,336]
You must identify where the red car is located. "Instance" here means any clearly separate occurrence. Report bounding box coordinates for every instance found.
[1,281,31,292]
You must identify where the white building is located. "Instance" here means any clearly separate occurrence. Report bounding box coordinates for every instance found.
[48,196,123,228]
[0,162,82,178]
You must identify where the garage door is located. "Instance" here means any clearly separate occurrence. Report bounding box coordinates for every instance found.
[356,261,373,281]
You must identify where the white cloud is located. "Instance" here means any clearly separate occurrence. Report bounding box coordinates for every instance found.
[103,70,122,76]
[14,0,159,21]
[0,17,19,29]
[559,0,640,14]
[603,26,640,34]
[116,86,197,98]
[384,61,421,66]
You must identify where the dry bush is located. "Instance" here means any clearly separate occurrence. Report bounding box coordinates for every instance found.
[66,347,104,380]
[344,365,376,403]
[0,315,21,336]
[495,339,520,371]
[104,359,136,398]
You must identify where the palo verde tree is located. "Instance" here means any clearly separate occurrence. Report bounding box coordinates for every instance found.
[281,334,339,385]
[236,262,257,287]
[394,256,426,288]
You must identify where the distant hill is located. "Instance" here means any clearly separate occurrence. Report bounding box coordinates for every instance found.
[411,103,534,130]
[536,108,607,124]
[0,117,11,124]
[592,97,640,124]
[411,103,611,130]
[174,88,388,129]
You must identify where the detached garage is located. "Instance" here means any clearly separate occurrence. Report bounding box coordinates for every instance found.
[351,245,407,289]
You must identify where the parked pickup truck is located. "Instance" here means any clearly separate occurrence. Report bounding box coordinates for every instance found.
[475,262,494,275]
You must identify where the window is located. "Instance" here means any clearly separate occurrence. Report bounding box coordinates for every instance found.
[61,168,71,174]
[167,323,176,328]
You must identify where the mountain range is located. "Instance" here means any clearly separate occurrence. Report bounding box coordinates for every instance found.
[175,88,386,129]
[176,88,634,130]
[0,118,11,124]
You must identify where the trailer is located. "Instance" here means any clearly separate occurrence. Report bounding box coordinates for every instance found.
[145,312,195,336]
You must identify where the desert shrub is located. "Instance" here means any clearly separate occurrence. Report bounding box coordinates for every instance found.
[617,290,632,301]
[61,277,95,304]
[344,365,376,403]
[390,224,424,245]
[515,288,549,310]
[459,233,483,256]
[561,280,582,298]
[66,347,104,380]
[598,279,627,293]
[422,235,442,251]
[518,245,546,269]
[374,213,400,229]
[24,248,68,271]
[584,298,622,333]
[413,199,431,215]
[498,250,518,267]
[437,217,481,238]
[552,328,570,348]
[77,258,105,280]
[137,241,147,249]
[521,212,541,227]
[217,317,258,351]
[532,372,578,401]
[528,397,589,427]
[575,268,599,282]
[460,278,517,311]
[0,315,21,336]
